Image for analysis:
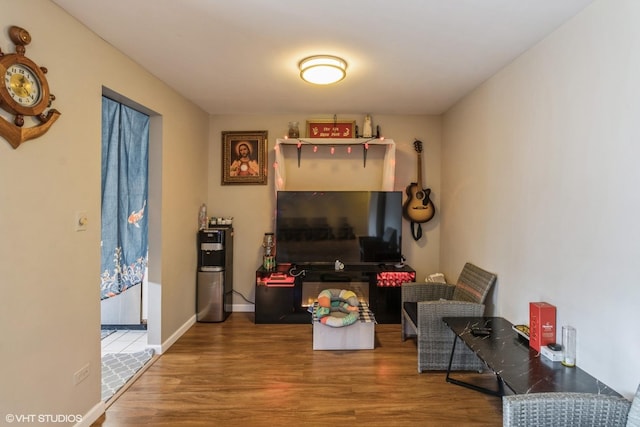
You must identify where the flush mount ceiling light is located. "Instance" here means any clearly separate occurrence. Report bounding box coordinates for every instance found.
[299,55,347,85]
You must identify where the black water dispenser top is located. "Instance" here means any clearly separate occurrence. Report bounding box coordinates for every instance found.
[198,229,225,271]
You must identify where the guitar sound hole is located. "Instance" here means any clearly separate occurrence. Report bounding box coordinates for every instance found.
[416,191,424,200]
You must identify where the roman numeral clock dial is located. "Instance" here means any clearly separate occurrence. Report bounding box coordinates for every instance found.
[0,26,60,149]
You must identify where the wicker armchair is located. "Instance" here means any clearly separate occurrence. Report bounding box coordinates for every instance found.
[503,384,640,427]
[401,262,497,372]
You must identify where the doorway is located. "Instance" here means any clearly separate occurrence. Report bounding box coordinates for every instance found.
[100,95,149,328]
[100,86,162,348]
[99,87,162,403]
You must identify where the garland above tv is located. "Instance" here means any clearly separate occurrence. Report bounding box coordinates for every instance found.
[273,138,396,193]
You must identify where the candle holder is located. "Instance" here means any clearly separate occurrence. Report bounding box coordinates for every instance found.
[561,325,576,367]
[288,121,299,138]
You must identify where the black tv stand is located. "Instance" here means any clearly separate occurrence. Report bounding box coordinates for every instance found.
[255,263,415,324]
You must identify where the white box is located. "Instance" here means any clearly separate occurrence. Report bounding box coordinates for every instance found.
[313,321,374,350]
[312,302,376,350]
[540,345,563,362]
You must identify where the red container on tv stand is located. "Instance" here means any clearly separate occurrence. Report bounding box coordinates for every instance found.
[529,302,556,352]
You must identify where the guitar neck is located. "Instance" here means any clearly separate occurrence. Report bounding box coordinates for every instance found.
[416,151,423,188]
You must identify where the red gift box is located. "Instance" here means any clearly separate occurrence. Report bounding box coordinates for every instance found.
[529,302,556,352]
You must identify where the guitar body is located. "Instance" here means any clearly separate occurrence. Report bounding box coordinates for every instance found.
[403,139,435,224]
[403,182,435,223]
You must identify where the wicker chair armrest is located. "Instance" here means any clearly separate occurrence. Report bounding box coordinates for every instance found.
[503,392,631,427]
[401,282,455,303]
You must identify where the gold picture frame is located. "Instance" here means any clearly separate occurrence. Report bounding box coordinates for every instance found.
[221,130,268,185]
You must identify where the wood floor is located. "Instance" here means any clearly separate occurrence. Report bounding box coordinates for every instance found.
[92,313,503,426]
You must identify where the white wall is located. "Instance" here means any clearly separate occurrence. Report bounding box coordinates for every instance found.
[208,115,442,308]
[0,1,209,423]
[441,0,640,398]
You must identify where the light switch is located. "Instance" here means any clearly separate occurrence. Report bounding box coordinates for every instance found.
[75,211,88,231]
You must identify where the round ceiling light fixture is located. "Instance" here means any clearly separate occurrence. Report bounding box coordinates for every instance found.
[299,55,347,85]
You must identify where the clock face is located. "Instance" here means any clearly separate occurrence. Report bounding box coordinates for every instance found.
[4,63,41,107]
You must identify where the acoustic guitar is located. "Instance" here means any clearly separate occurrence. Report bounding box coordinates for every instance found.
[403,140,435,223]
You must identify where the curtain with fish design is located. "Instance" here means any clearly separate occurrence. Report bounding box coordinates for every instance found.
[100,97,149,300]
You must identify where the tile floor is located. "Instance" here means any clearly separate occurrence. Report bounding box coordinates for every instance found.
[101,330,148,356]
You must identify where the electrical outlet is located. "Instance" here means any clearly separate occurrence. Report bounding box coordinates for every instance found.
[74,363,90,385]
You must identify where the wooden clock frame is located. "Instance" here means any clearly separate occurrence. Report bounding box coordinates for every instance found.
[0,26,60,149]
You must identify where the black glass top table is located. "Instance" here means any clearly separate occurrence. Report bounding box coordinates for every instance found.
[442,316,621,397]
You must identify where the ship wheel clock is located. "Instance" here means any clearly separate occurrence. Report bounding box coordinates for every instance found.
[0,26,60,149]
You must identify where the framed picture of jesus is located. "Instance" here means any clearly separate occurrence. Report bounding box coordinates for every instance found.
[221,130,268,185]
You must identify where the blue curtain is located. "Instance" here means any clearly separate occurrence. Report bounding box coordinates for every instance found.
[100,97,150,300]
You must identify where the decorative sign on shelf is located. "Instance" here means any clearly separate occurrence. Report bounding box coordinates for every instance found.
[306,119,355,138]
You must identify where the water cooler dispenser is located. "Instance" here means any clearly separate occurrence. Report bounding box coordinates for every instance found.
[197,227,233,322]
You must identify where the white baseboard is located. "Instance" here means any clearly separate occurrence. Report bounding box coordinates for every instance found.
[75,400,106,427]
[232,303,254,312]
[147,314,196,355]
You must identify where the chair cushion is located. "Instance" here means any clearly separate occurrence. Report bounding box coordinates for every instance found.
[451,263,497,303]
[403,302,418,326]
[452,279,483,302]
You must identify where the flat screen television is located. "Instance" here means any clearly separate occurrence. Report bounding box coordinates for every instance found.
[275,191,403,265]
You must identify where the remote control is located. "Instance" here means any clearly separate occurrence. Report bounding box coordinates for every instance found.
[547,343,562,351]
[471,327,492,336]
